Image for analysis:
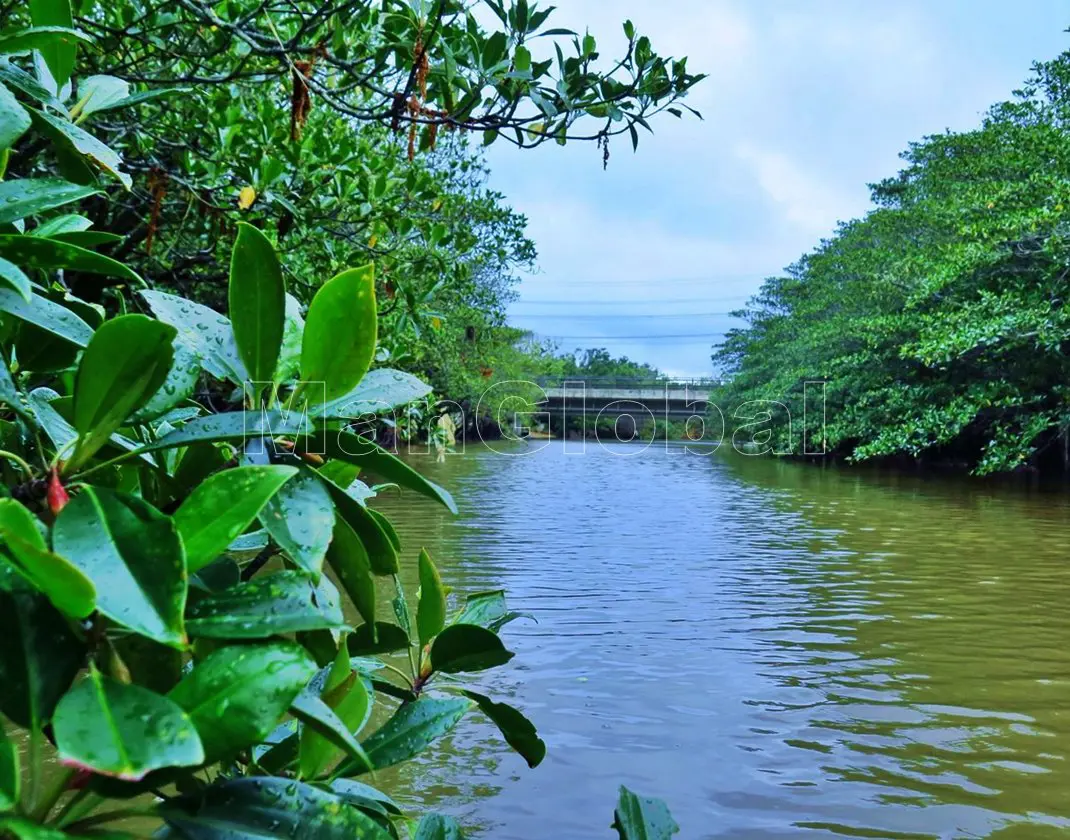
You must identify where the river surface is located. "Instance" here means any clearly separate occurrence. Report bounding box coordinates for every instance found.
[368,439,1070,839]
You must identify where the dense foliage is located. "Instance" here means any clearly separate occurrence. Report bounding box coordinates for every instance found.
[0,3,699,837]
[715,45,1070,474]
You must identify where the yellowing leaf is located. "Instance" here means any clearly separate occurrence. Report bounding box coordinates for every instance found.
[238,186,257,210]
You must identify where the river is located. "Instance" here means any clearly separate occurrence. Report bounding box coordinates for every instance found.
[368,439,1070,839]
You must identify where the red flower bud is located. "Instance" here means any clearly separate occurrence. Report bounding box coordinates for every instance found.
[47,468,70,516]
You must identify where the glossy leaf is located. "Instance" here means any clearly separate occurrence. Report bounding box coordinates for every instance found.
[355,697,471,773]
[174,465,298,574]
[229,222,285,385]
[417,549,447,646]
[186,571,346,639]
[140,290,246,382]
[305,430,457,514]
[301,265,377,402]
[259,465,333,579]
[0,178,98,225]
[53,670,204,782]
[294,673,373,778]
[430,624,515,675]
[414,815,468,840]
[0,26,90,56]
[316,368,432,418]
[0,499,95,618]
[325,517,375,628]
[30,109,131,188]
[0,581,85,728]
[346,622,411,656]
[0,288,91,347]
[0,234,142,283]
[0,722,17,812]
[161,777,393,840]
[612,786,679,840]
[462,690,545,769]
[319,473,398,575]
[29,0,76,87]
[53,487,187,648]
[70,314,176,468]
[169,643,316,763]
[0,83,30,153]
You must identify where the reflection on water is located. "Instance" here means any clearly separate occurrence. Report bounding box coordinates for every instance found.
[369,441,1070,839]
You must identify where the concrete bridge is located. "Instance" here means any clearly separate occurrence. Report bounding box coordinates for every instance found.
[535,378,716,430]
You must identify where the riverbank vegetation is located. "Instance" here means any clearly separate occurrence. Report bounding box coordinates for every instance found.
[714,44,1070,476]
[0,0,702,836]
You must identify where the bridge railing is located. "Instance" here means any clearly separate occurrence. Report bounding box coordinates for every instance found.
[531,376,722,390]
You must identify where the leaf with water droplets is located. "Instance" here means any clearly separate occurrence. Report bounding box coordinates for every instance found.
[348,697,471,775]
[0,178,99,226]
[161,777,393,840]
[174,465,298,574]
[612,786,679,840]
[0,235,141,283]
[314,368,432,418]
[53,487,187,649]
[140,289,246,383]
[301,265,377,403]
[186,571,347,640]
[53,669,204,782]
[259,465,334,580]
[169,642,316,764]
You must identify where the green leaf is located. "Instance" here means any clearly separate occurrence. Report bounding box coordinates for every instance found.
[294,672,373,778]
[30,109,131,188]
[319,473,398,575]
[129,340,201,423]
[229,222,285,386]
[325,517,375,628]
[69,314,176,469]
[612,787,679,840]
[29,0,76,88]
[346,622,410,656]
[0,82,30,152]
[413,814,468,840]
[259,465,334,579]
[29,213,90,236]
[53,487,187,648]
[162,777,393,840]
[134,411,313,455]
[0,26,90,56]
[0,581,85,729]
[0,722,18,812]
[430,624,514,674]
[316,368,432,418]
[0,178,99,225]
[186,571,346,639]
[355,697,471,773]
[305,431,457,514]
[417,549,446,647]
[0,499,95,618]
[462,690,545,769]
[53,669,204,782]
[301,265,377,402]
[0,234,143,283]
[73,74,127,117]
[169,642,316,763]
[0,60,64,113]
[0,257,30,301]
[174,465,298,574]
[0,288,92,346]
[139,290,246,382]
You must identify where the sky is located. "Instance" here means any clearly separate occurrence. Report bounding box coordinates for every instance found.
[483,0,1070,377]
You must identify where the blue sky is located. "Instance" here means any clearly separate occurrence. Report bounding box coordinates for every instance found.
[484,0,1070,377]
